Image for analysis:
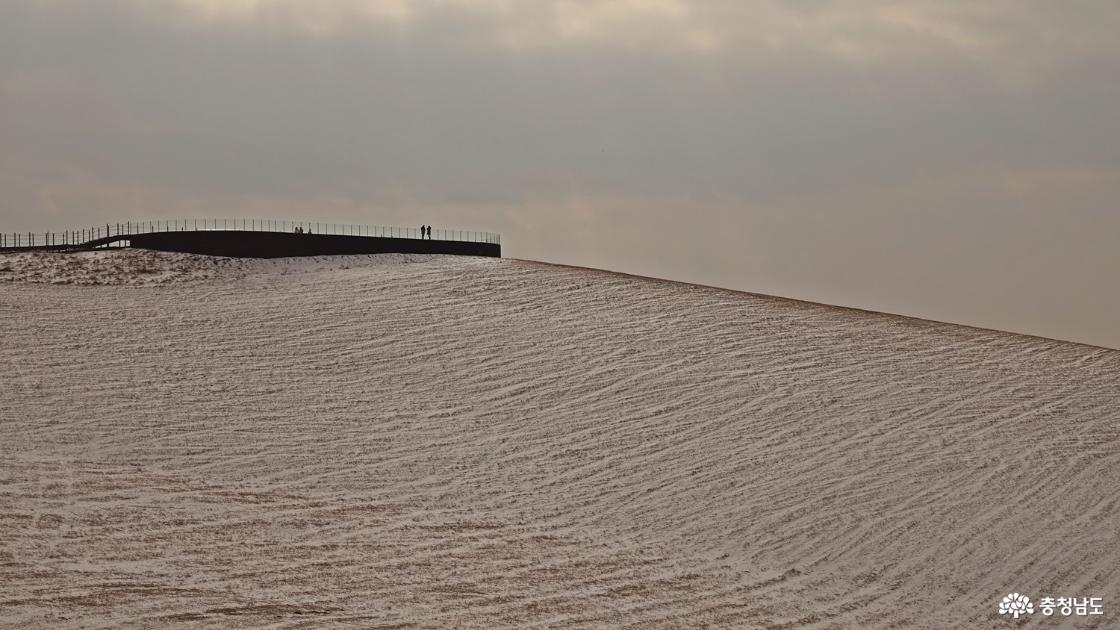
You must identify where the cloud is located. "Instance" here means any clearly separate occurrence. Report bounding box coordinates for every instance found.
[148,0,1120,76]
[3,1,1116,206]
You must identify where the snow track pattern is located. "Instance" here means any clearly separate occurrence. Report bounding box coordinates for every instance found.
[2,252,1118,628]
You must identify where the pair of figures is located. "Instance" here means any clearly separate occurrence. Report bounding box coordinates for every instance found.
[419,225,432,239]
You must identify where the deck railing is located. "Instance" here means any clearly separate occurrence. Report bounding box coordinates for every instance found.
[0,219,501,250]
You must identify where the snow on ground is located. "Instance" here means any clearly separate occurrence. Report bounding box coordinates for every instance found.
[0,249,437,285]
[1,250,1118,628]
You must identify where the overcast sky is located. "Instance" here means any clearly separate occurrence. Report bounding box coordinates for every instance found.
[3,1,1119,347]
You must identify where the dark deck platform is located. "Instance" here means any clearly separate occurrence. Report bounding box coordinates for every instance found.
[129,230,500,258]
[1,225,501,259]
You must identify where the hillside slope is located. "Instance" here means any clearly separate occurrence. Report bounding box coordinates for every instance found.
[2,251,1118,628]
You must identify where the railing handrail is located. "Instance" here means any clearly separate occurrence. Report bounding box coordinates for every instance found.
[0,219,502,249]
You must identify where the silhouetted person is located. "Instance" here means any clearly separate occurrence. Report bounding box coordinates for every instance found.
[426,225,432,239]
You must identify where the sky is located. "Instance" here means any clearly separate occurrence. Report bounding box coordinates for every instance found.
[2,1,1119,348]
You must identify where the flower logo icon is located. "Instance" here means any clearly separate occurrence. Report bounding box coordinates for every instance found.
[1000,593,1034,619]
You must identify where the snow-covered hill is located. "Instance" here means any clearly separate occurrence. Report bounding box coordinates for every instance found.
[2,250,1117,628]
